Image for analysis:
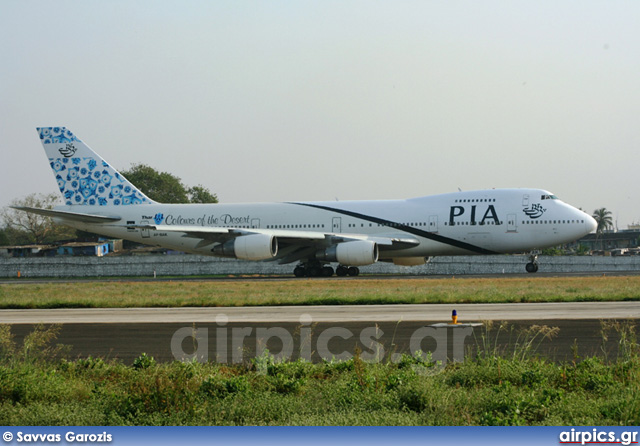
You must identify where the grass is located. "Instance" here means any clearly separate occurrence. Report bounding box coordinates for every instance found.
[1,323,638,425]
[2,276,638,425]
[1,276,640,309]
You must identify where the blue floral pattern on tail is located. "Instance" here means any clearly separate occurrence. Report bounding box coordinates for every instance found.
[39,127,79,145]
[39,127,151,206]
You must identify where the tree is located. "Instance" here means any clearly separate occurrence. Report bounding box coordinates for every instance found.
[120,164,218,204]
[592,207,613,252]
[187,185,219,204]
[1,193,77,245]
[592,208,613,235]
[0,228,10,246]
[576,244,591,256]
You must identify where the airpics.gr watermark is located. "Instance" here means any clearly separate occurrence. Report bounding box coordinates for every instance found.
[170,314,476,366]
[559,428,638,445]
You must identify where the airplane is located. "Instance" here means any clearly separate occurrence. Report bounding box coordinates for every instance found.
[14,126,598,276]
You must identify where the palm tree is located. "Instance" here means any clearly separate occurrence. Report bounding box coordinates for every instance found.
[592,208,613,251]
[592,208,613,234]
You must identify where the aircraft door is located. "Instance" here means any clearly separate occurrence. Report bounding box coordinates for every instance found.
[507,214,517,233]
[428,215,438,233]
[140,221,150,238]
[332,217,342,233]
[251,218,260,229]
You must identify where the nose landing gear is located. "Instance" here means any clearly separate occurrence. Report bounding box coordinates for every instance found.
[525,253,539,273]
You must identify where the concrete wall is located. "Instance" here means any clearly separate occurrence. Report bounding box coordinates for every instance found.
[2,254,640,278]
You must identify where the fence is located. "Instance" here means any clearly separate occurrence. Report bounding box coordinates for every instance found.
[2,254,640,278]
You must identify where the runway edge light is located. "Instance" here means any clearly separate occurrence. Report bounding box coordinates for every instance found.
[452,309,458,325]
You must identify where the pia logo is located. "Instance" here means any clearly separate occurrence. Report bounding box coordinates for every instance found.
[523,203,546,219]
[59,143,77,158]
[154,213,165,225]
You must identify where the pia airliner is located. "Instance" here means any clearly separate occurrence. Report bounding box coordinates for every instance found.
[15,127,597,276]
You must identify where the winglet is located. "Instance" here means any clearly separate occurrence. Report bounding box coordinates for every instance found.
[37,127,154,206]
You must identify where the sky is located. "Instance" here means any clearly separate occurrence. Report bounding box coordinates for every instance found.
[1,1,639,228]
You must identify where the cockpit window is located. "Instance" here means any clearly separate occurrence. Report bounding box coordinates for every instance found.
[541,194,559,200]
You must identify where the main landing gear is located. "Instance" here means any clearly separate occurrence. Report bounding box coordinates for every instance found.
[293,262,360,277]
[525,253,539,273]
[336,265,360,277]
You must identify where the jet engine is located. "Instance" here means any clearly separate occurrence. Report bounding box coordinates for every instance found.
[316,240,379,266]
[212,234,278,261]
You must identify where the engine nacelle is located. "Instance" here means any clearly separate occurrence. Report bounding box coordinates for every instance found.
[212,234,278,261]
[316,240,379,266]
[392,257,430,266]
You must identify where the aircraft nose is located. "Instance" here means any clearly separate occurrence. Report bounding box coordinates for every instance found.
[585,214,597,233]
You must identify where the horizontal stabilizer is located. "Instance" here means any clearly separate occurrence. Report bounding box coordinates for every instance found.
[12,206,121,224]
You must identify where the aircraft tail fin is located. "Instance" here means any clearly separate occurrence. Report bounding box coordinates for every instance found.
[37,127,154,206]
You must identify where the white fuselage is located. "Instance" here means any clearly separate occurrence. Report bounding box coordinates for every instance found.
[54,188,595,260]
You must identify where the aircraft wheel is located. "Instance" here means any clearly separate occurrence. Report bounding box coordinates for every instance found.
[336,265,348,277]
[347,266,360,276]
[294,266,306,277]
[308,266,322,277]
[525,262,539,273]
[322,266,334,277]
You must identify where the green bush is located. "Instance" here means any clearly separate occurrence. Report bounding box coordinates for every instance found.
[132,353,156,370]
[200,374,250,398]
[1,322,638,426]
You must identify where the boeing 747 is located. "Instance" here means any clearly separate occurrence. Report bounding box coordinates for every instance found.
[15,127,597,276]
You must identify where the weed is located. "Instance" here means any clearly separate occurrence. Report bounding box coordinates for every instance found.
[0,324,69,364]
[475,320,510,360]
[600,320,639,362]
[132,353,156,370]
[353,347,368,388]
[511,325,560,361]
[0,324,16,358]
[397,383,430,412]
[200,374,250,398]
[474,321,559,362]
[1,322,639,426]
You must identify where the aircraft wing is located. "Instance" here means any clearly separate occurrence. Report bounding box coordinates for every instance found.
[131,224,327,249]
[134,224,419,262]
